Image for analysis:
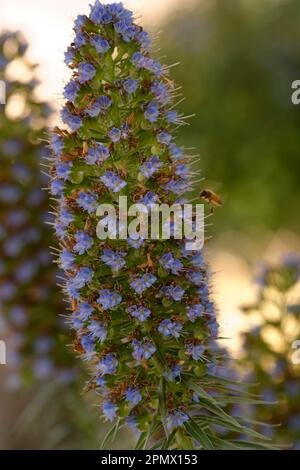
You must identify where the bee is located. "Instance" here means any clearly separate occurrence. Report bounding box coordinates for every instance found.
[200,189,223,212]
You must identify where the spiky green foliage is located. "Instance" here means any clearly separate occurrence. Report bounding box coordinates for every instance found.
[49,1,275,450]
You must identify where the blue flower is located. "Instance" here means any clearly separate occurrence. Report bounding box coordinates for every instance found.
[107,3,133,22]
[95,376,106,387]
[163,178,190,195]
[78,62,96,84]
[55,222,66,240]
[86,96,112,117]
[90,1,111,24]
[108,127,121,142]
[158,319,182,339]
[123,78,138,94]
[166,411,189,431]
[50,134,64,155]
[187,270,203,286]
[73,230,93,254]
[103,402,118,422]
[151,81,170,105]
[88,321,107,342]
[160,285,185,301]
[60,249,75,270]
[86,142,110,165]
[135,30,151,51]
[125,388,142,406]
[74,31,86,48]
[186,344,205,360]
[97,289,122,310]
[72,267,93,288]
[166,110,178,123]
[127,305,151,322]
[61,107,82,131]
[159,253,183,275]
[163,365,182,382]
[57,161,73,181]
[114,20,136,42]
[60,207,74,226]
[77,191,98,214]
[101,249,126,272]
[169,144,183,160]
[157,131,172,145]
[76,302,94,321]
[131,339,156,362]
[81,335,95,355]
[127,237,144,249]
[144,101,159,122]
[64,47,74,65]
[90,35,110,54]
[100,171,126,193]
[175,164,189,177]
[50,179,64,196]
[130,273,157,295]
[140,156,162,178]
[139,191,159,209]
[187,304,203,322]
[97,353,118,375]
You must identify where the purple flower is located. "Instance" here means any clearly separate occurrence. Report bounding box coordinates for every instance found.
[160,285,185,302]
[158,319,182,339]
[51,179,64,196]
[125,388,142,405]
[72,267,93,288]
[151,81,170,105]
[55,222,66,240]
[131,339,156,362]
[100,171,126,193]
[74,14,86,31]
[81,335,95,354]
[136,30,151,51]
[140,156,162,178]
[61,108,82,132]
[187,304,203,322]
[76,302,94,321]
[90,1,111,24]
[127,237,144,249]
[144,101,159,122]
[97,289,122,310]
[160,253,183,275]
[103,402,118,422]
[64,47,74,65]
[169,144,183,160]
[91,35,110,54]
[60,249,75,270]
[60,206,74,226]
[86,96,112,117]
[77,191,98,214]
[163,365,182,382]
[166,110,178,123]
[186,344,205,360]
[73,230,93,254]
[107,3,133,22]
[157,131,172,145]
[57,161,73,181]
[127,305,151,322]
[139,191,159,209]
[108,127,121,142]
[74,31,86,48]
[175,164,189,177]
[114,20,136,42]
[130,273,157,295]
[166,411,189,431]
[187,270,203,286]
[123,78,138,94]
[97,353,118,375]
[88,321,107,342]
[50,134,64,155]
[78,62,96,84]
[101,249,126,272]
[163,178,190,195]
[86,142,109,165]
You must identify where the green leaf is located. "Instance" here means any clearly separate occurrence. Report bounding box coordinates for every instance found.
[184,418,215,450]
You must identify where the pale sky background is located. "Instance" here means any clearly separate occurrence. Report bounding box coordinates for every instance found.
[1,0,199,101]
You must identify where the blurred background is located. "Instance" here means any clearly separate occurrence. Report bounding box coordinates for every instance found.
[1,0,300,449]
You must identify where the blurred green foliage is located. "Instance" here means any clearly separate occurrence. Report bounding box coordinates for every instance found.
[160,0,300,234]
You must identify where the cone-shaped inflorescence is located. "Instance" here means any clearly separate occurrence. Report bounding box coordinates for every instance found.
[0,31,78,389]
[50,2,274,449]
[240,254,300,449]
